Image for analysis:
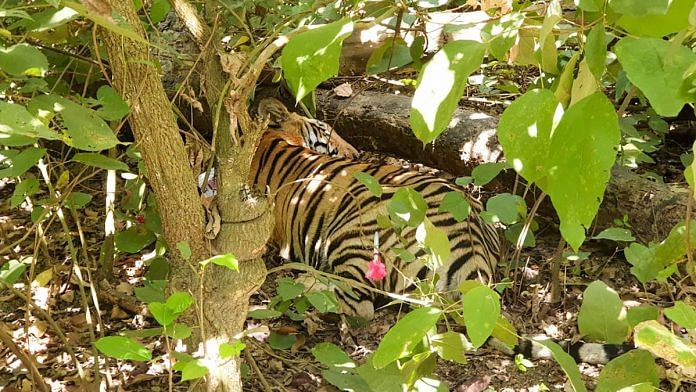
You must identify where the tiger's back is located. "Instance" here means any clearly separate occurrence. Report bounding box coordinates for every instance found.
[251,129,500,317]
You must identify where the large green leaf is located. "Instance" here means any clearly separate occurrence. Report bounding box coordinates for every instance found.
[584,24,606,81]
[609,0,671,16]
[95,85,130,121]
[0,43,48,77]
[578,281,630,344]
[596,350,659,392]
[497,89,559,187]
[533,338,588,392]
[388,187,427,227]
[372,307,442,369]
[616,0,692,38]
[615,37,696,117]
[72,153,129,171]
[280,18,353,102]
[546,93,619,251]
[0,147,46,177]
[664,301,696,329]
[462,285,500,348]
[634,320,696,369]
[95,336,152,361]
[410,40,486,144]
[415,218,450,268]
[0,101,60,146]
[32,95,121,151]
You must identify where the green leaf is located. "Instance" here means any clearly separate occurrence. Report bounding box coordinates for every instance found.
[485,193,525,225]
[168,323,192,339]
[410,40,486,144]
[366,38,412,74]
[59,98,122,151]
[498,89,559,186]
[634,320,696,368]
[533,338,588,392]
[176,242,192,260]
[322,369,371,392]
[0,259,28,284]
[95,86,130,121]
[593,228,635,242]
[471,162,508,186]
[575,0,603,12]
[220,341,246,358]
[609,0,671,16]
[615,37,696,117]
[624,243,661,283]
[570,59,600,107]
[416,218,450,268]
[95,336,152,361]
[247,309,282,319]
[504,222,536,248]
[617,0,692,38]
[148,302,175,326]
[306,291,339,313]
[66,192,93,209]
[462,285,501,348]
[431,331,472,364]
[539,0,561,74]
[63,0,149,45]
[0,148,46,177]
[179,360,208,381]
[0,43,48,77]
[664,301,696,329]
[201,253,239,271]
[268,332,297,350]
[312,342,355,368]
[492,315,519,348]
[357,356,404,392]
[546,93,619,251]
[438,191,471,222]
[372,307,442,368]
[149,0,171,24]
[584,24,606,80]
[166,292,194,316]
[0,101,60,145]
[388,187,427,227]
[578,281,630,344]
[23,7,78,32]
[627,305,659,328]
[353,172,383,197]
[281,18,353,102]
[481,12,524,61]
[277,278,305,301]
[11,178,39,208]
[554,51,580,107]
[72,153,129,171]
[115,226,156,253]
[134,280,166,303]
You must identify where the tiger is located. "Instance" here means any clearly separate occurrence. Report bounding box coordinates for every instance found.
[251,97,632,364]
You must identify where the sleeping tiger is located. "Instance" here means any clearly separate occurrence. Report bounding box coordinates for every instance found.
[251,97,632,364]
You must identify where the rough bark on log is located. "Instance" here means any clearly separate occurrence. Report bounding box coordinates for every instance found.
[316,90,692,244]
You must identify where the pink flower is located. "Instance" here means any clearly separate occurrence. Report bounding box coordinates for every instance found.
[366,253,386,281]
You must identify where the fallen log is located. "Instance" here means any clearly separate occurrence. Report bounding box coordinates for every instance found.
[316,89,692,244]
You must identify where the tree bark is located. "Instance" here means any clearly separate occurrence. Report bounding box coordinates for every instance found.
[101,1,270,391]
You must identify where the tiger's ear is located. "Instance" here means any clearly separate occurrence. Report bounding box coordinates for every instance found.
[257,97,290,127]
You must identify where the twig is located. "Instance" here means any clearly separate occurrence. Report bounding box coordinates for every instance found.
[0,323,50,392]
[1,284,86,383]
[549,237,566,304]
[244,349,273,392]
[685,189,696,285]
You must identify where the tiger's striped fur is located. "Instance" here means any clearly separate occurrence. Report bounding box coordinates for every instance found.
[252,98,634,364]
[253,99,500,318]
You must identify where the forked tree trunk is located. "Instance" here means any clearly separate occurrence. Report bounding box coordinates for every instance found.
[101,1,271,391]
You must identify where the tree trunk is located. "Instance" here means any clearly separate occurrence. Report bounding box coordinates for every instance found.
[101,1,271,391]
